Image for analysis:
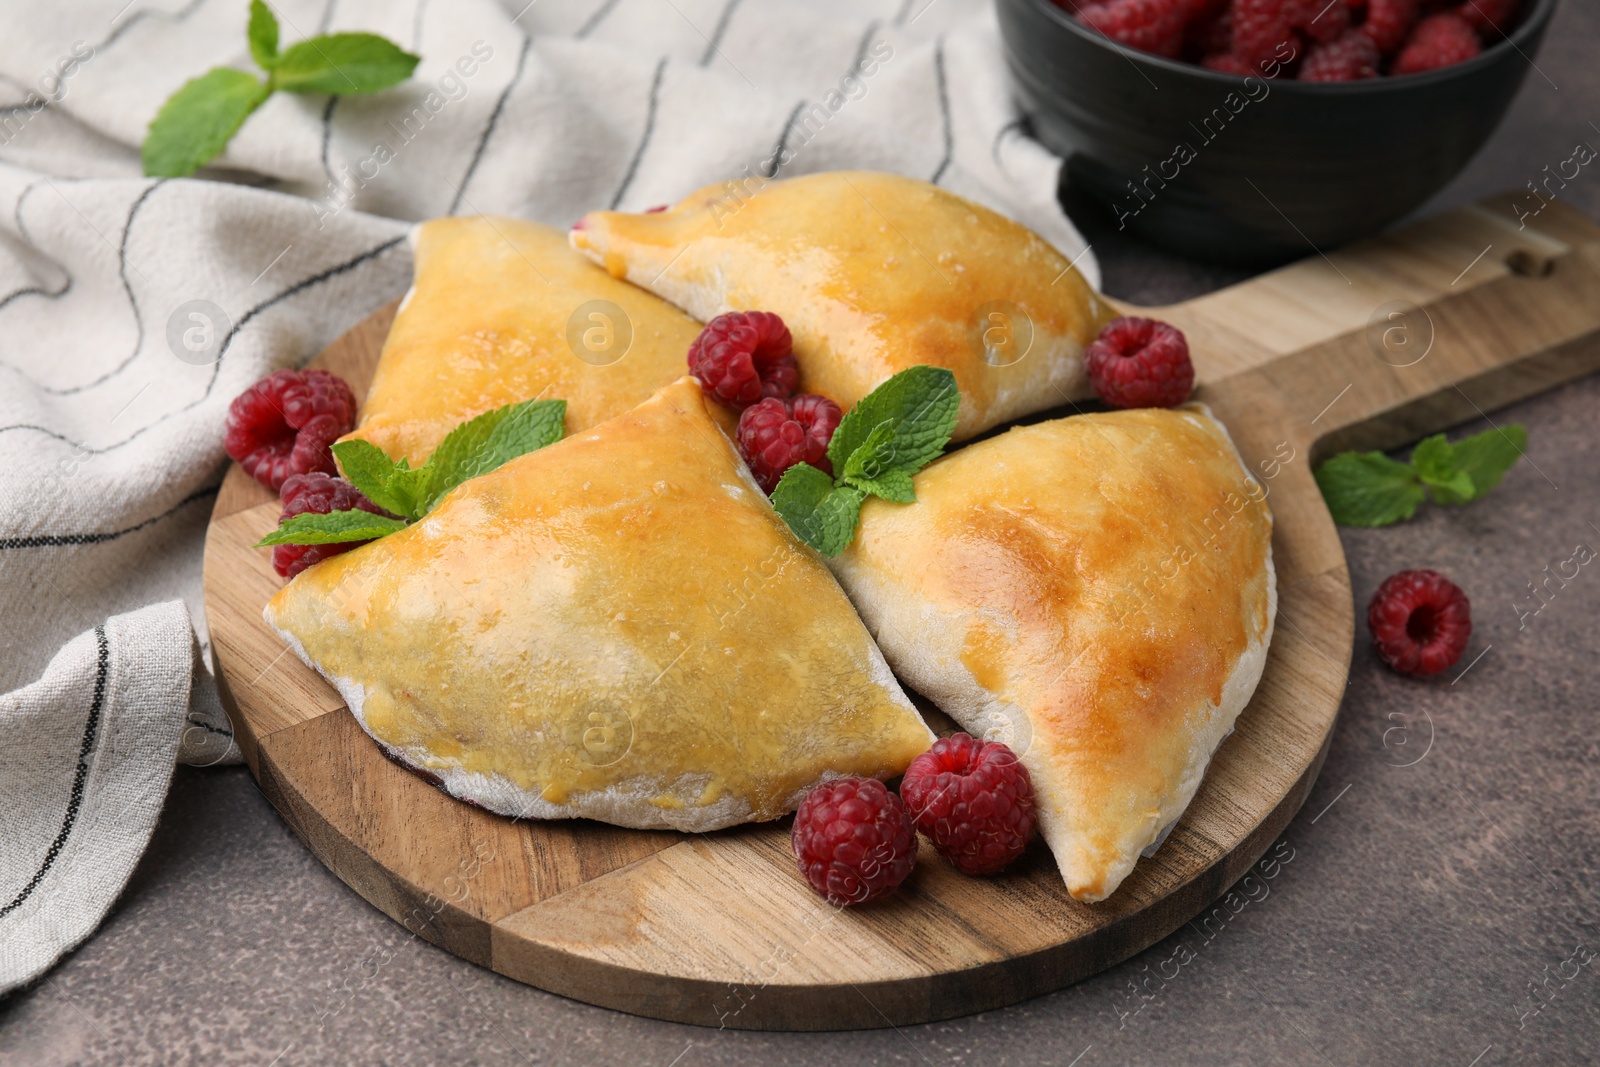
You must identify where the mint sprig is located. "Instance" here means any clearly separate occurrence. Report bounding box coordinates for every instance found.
[770,366,959,556]
[144,0,419,178]
[256,397,566,549]
[256,509,409,546]
[1314,424,1528,528]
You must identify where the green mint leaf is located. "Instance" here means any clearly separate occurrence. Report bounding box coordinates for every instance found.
[142,67,270,177]
[1448,424,1528,502]
[248,0,279,69]
[1411,434,1475,504]
[1314,451,1426,527]
[769,463,865,557]
[256,509,408,547]
[387,459,431,516]
[417,398,566,514]
[826,366,959,477]
[841,467,917,504]
[331,439,419,518]
[272,33,420,95]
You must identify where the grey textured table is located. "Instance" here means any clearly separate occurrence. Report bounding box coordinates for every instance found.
[5,5,1598,1064]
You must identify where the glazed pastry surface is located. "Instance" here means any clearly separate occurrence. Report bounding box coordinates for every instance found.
[267,379,933,832]
[570,171,1111,441]
[829,406,1276,901]
[344,216,710,466]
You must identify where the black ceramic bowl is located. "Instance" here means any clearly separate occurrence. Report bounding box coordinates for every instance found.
[998,0,1558,266]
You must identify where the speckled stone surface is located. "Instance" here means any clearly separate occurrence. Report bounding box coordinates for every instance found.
[4,5,1598,1065]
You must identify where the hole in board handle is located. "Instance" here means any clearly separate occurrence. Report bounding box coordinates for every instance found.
[1505,248,1556,278]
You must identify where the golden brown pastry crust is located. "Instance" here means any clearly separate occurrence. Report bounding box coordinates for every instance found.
[570,171,1112,441]
[267,379,933,832]
[829,406,1276,901]
[343,216,716,467]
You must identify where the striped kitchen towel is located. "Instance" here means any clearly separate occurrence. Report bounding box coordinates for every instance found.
[0,0,1094,994]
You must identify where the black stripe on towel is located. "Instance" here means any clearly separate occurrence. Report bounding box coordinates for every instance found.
[930,38,953,186]
[0,627,109,921]
[0,485,218,551]
[449,33,533,215]
[608,58,668,210]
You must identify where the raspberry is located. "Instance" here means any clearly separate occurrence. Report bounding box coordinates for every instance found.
[1392,11,1480,72]
[1085,316,1195,409]
[791,778,917,906]
[1188,7,1234,57]
[736,394,841,493]
[1077,0,1191,58]
[1202,50,1256,73]
[686,311,798,411]
[271,472,396,579]
[900,734,1036,876]
[1367,569,1472,676]
[1290,0,1352,42]
[1299,28,1381,78]
[225,369,358,493]
[1232,0,1300,67]
[1357,0,1419,54]
[1456,0,1520,36]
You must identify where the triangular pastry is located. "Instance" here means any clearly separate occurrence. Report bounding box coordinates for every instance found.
[266,378,934,832]
[827,406,1276,901]
[343,216,716,467]
[570,171,1112,441]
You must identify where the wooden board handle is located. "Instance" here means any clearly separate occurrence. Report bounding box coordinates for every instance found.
[1134,194,1600,461]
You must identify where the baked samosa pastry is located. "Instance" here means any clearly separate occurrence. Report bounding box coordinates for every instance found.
[343,216,711,467]
[266,378,933,832]
[828,406,1276,902]
[569,171,1112,441]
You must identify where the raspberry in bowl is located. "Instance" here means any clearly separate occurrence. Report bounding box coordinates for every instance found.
[997,0,1556,264]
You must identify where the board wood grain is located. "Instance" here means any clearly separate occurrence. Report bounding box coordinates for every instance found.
[202,195,1600,1030]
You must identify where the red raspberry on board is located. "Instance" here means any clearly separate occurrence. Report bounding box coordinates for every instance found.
[225,368,357,493]
[686,311,798,411]
[1367,569,1473,676]
[1077,0,1191,58]
[1357,0,1419,54]
[1232,0,1300,68]
[1202,50,1256,74]
[1392,11,1481,72]
[1456,0,1520,36]
[1299,29,1381,79]
[1085,316,1195,409]
[271,472,396,579]
[736,394,842,493]
[1290,0,1352,43]
[900,734,1036,877]
[791,778,917,906]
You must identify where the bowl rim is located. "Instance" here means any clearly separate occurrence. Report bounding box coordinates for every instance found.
[1011,0,1559,94]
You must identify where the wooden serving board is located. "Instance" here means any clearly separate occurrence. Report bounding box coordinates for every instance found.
[203,194,1600,1031]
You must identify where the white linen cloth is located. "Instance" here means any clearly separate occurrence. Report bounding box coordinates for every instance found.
[0,0,1095,994]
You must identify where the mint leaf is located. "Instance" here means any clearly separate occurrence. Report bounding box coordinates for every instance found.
[839,421,905,487]
[272,33,420,95]
[769,464,865,557]
[1449,424,1527,501]
[142,67,270,177]
[764,367,960,552]
[1314,451,1426,527]
[331,439,420,518]
[826,366,959,476]
[417,398,565,514]
[256,509,408,547]
[1411,434,1475,504]
[248,0,279,69]
[841,467,917,504]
